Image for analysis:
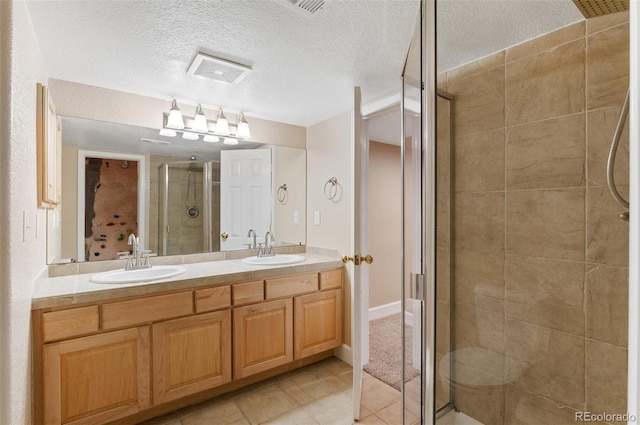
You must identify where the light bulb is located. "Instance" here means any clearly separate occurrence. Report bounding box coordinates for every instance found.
[223,137,238,145]
[203,134,219,143]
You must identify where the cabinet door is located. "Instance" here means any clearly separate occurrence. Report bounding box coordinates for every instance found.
[152,310,232,404]
[43,326,150,425]
[233,298,293,379]
[294,289,342,359]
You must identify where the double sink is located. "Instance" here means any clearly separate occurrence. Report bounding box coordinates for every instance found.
[90,254,306,284]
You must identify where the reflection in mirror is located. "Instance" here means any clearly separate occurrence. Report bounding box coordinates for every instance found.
[47,117,306,264]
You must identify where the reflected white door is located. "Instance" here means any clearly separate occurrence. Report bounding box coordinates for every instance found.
[220,149,272,250]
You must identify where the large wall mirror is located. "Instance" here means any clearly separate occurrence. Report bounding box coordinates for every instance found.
[46,116,306,264]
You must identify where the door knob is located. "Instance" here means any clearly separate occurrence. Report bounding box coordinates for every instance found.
[221,232,229,241]
[342,254,373,265]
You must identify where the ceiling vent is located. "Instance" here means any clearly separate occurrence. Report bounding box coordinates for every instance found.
[187,53,252,86]
[280,0,325,17]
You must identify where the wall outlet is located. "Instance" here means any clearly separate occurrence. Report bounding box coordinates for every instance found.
[314,210,321,225]
[293,210,299,224]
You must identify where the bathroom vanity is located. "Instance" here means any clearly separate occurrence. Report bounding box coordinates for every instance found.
[31,254,343,425]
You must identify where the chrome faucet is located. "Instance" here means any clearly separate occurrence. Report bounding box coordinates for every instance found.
[258,231,276,257]
[247,229,257,249]
[125,233,151,270]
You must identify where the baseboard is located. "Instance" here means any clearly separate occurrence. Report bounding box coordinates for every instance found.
[368,301,401,321]
[334,344,352,366]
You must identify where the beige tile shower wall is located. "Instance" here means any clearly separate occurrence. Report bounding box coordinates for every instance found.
[444,13,629,425]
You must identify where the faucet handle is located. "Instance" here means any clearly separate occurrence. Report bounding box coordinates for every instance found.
[117,251,132,259]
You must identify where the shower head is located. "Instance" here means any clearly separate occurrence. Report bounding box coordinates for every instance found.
[571,0,628,18]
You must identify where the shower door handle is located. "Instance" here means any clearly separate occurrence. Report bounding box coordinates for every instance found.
[412,273,425,302]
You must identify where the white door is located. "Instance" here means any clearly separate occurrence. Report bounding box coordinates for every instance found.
[220,149,272,250]
[351,86,369,421]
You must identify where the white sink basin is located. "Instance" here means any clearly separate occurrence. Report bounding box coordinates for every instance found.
[242,254,306,266]
[90,265,187,284]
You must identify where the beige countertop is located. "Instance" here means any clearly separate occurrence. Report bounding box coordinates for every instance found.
[32,253,343,310]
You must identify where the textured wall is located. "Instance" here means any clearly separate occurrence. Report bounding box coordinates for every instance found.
[440,12,630,424]
[0,1,49,424]
[306,111,352,346]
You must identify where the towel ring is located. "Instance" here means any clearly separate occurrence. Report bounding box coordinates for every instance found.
[324,177,338,200]
[277,184,287,203]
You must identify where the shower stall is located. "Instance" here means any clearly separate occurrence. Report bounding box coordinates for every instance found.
[376,1,633,424]
[430,4,631,425]
[156,160,221,256]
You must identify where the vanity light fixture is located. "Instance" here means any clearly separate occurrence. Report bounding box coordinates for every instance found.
[236,112,251,138]
[192,104,209,133]
[166,99,185,129]
[160,101,252,143]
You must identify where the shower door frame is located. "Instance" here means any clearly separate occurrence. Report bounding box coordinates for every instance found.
[628,0,640,418]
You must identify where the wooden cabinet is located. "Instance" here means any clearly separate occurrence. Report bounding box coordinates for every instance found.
[34,267,343,424]
[152,310,232,404]
[233,298,293,379]
[42,326,150,425]
[294,289,342,359]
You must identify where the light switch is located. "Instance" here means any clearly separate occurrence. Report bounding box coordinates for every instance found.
[293,210,299,224]
[314,210,321,225]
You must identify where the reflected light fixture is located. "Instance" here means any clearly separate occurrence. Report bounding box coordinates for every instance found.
[166,99,185,129]
[215,108,230,135]
[160,100,252,144]
[159,128,177,137]
[182,131,199,140]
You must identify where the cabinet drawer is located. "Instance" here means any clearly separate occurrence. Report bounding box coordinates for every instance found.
[319,269,343,290]
[195,285,231,313]
[232,281,264,306]
[265,273,318,299]
[43,305,99,342]
[102,292,193,330]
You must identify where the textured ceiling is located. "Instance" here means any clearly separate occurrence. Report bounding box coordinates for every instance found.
[25,0,583,129]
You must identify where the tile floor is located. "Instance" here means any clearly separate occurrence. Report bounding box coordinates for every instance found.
[139,357,414,425]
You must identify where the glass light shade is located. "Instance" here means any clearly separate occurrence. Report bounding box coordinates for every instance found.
[166,99,185,129]
[236,112,251,138]
[182,131,199,140]
[223,137,238,145]
[215,108,230,135]
[203,134,219,143]
[159,128,177,137]
[192,104,209,133]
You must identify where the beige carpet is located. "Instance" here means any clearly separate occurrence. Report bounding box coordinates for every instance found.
[363,313,420,391]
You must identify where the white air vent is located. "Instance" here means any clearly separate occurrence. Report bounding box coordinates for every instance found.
[187,53,252,86]
[280,0,325,16]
